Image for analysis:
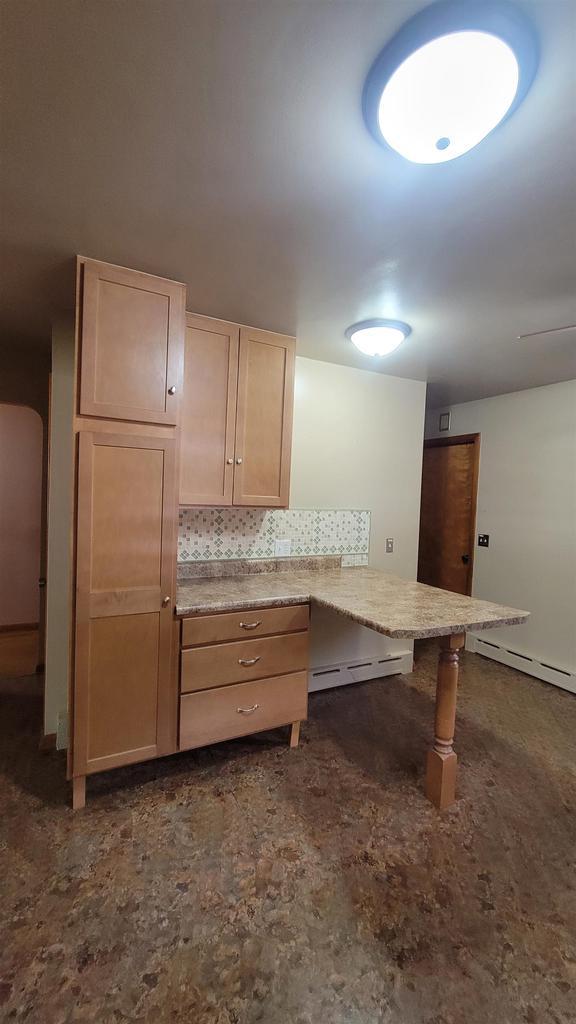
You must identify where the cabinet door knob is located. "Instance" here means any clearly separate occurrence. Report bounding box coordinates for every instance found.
[168,385,177,395]
[238,656,260,666]
[162,596,171,607]
[237,704,259,715]
[236,457,243,465]
[226,458,234,465]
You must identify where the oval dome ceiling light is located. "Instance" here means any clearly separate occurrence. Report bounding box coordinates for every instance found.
[345,319,411,357]
[363,0,538,164]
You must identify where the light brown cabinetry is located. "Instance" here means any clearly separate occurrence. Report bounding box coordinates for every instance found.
[179,604,309,752]
[180,316,239,505]
[78,258,185,425]
[73,433,178,777]
[181,315,295,507]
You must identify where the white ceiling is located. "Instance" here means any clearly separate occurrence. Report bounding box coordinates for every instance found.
[1,0,575,405]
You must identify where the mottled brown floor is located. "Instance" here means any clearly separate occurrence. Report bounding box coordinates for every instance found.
[1,643,575,1024]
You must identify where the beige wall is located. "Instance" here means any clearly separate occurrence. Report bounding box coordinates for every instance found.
[425,380,576,675]
[290,356,426,665]
[0,403,43,627]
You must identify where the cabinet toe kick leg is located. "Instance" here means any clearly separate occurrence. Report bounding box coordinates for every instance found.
[289,721,301,749]
[72,776,86,811]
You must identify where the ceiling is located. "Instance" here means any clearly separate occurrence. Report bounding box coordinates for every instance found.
[1,0,575,406]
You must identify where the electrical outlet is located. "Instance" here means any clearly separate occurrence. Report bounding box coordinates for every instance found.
[274,538,291,557]
[386,538,394,553]
[478,534,490,548]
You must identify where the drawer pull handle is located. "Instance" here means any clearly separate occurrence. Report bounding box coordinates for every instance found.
[239,620,262,630]
[237,703,260,715]
[238,656,261,666]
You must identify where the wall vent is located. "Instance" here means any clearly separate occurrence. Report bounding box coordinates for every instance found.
[309,651,413,693]
[468,635,576,695]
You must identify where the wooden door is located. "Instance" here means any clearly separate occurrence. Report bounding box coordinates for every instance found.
[417,436,480,595]
[180,315,239,505]
[233,327,295,507]
[73,432,177,777]
[78,258,185,425]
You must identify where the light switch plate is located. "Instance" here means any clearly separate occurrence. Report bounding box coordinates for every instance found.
[274,538,292,557]
[386,538,394,553]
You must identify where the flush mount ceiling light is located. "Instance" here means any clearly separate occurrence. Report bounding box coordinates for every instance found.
[363,0,538,163]
[345,319,411,357]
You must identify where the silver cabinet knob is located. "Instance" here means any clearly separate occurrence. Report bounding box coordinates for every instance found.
[236,457,243,465]
[226,458,234,465]
[162,596,171,607]
[238,656,260,666]
[168,385,177,395]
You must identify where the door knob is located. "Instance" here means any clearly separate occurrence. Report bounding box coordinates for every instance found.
[236,457,243,465]
[162,596,171,607]
[461,554,470,565]
[227,458,234,465]
[168,385,177,395]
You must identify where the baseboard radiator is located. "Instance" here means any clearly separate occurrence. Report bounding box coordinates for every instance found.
[467,634,576,695]
[308,651,413,693]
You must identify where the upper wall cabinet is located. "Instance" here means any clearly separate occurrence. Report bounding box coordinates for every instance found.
[181,315,295,508]
[180,315,239,506]
[233,327,295,507]
[77,257,186,425]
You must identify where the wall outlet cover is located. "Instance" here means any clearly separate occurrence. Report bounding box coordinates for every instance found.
[478,534,490,548]
[274,538,292,557]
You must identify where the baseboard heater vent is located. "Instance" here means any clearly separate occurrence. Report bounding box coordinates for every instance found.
[468,635,576,695]
[308,651,413,693]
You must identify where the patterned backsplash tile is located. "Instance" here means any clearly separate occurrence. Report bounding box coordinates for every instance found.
[178,508,370,564]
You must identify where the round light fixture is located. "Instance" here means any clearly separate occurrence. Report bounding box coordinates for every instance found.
[345,319,411,357]
[363,1,538,163]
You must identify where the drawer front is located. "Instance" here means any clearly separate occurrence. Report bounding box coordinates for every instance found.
[181,631,308,693]
[179,671,308,750]
[181,604,309,647]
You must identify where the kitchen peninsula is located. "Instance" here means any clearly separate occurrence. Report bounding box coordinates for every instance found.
[177,566,529,810]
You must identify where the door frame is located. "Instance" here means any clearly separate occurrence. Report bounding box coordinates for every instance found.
[422,433,481,596]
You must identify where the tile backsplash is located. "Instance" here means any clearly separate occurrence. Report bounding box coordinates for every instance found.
[178,508,370,565]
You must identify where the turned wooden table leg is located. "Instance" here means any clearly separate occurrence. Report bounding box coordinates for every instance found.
[425,633,465,810]
[72,775,86,810]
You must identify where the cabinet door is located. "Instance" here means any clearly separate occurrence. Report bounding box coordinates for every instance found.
[180,315,239,505]
[73,432,177,776]
[233,327,295,507]
[78,258,185,424]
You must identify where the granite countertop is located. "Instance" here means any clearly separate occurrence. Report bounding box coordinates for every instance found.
[176,567,529,640]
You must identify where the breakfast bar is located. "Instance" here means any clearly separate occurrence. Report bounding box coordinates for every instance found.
[177,567,529,810]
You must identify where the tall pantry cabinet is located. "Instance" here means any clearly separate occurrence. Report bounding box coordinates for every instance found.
[45,256,298,809]
[48,257,186,810]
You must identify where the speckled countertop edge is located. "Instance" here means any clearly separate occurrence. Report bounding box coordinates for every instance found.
[175,568,530,640]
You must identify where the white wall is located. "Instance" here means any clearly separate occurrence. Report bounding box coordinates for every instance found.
[45,322,75,739]
[425,380,576,676]
[291,356,426,668]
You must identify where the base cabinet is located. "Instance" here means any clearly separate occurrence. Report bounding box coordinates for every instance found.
[179,604,309,753]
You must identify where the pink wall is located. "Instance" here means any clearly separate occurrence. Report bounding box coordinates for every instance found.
[0,403,43,627]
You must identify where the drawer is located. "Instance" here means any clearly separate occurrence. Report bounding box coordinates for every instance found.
[181,604,309,647]
[181,631,309,693]
[179,671,308,751]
